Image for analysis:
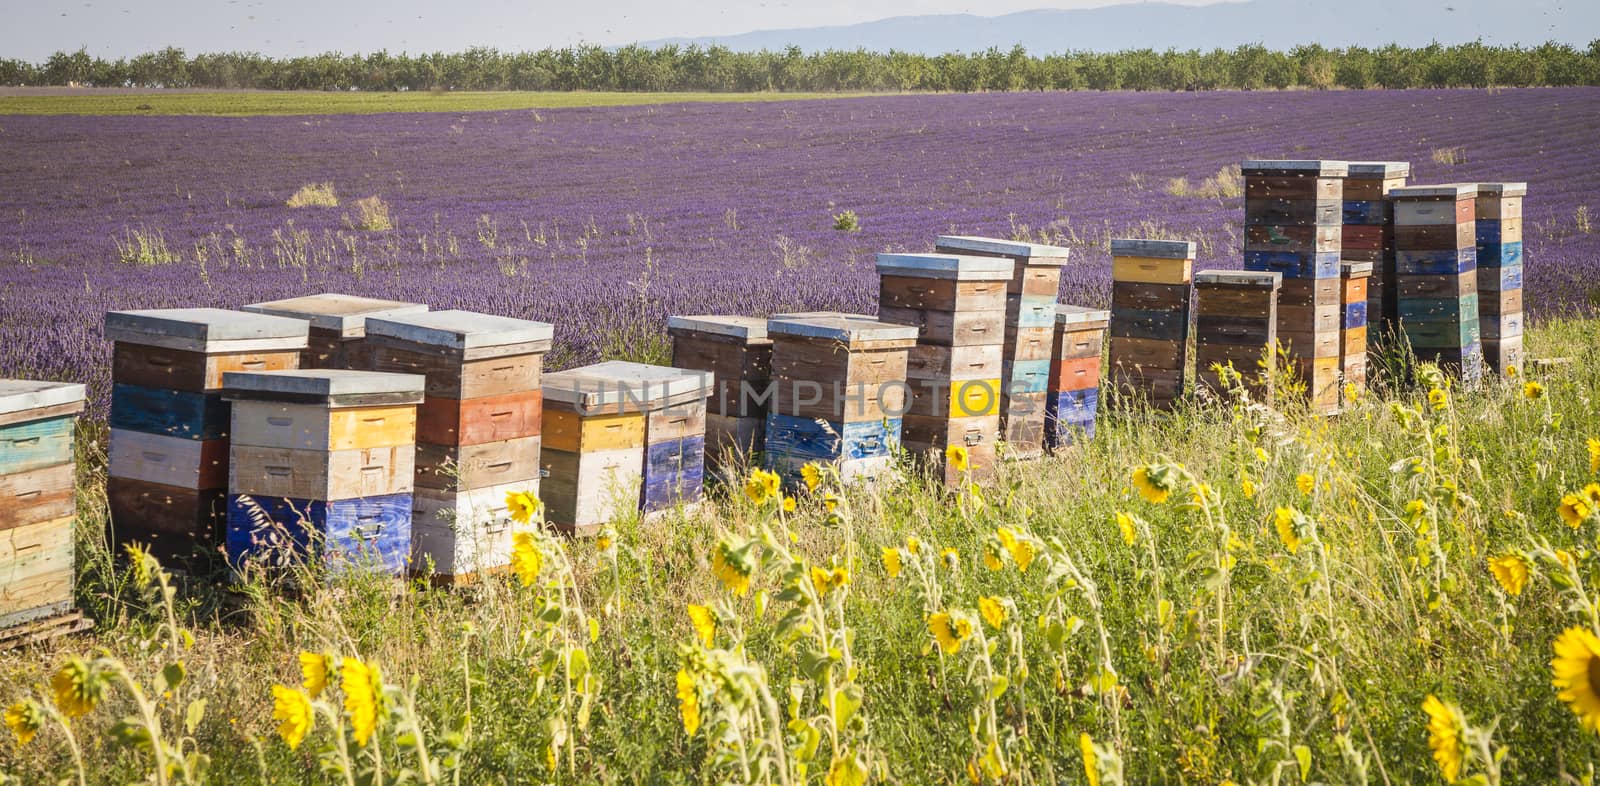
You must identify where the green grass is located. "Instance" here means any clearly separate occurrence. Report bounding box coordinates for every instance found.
[0,90,876,116]
[3,320,1599,785]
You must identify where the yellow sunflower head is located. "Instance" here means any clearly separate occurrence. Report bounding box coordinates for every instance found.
[1132,463,1184,504]
[270,684,314,751]
[880,546,902,578]
[1524,381,1547,400]
[946,444,971,473]
[1560,493,1596,528]
[711,538,755,597]
[1552,626,1600,733]
[1488,553,1532,597]
[1421,694,1466,783]
[4,700,43,746]
[801,462,822,493]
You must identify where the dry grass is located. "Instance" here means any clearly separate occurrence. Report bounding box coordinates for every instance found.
[348,196,393,231]
[1431,145,1467,166]
[285,182,339,208]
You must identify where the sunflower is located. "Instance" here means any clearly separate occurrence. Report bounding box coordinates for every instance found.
[1274,507,1303,554]
[4,700,42,746]
[1008,538,1037,573]
[675,668,701,736]
[1295,473,1315,496]
[1427,387,1449,411]
[341,658,384,747]
[1524,381,1547,400]
[1132,464,1182,504]
[983,542,1006,571]
[940,547,960,570]
[822,493,840,513]
[1488,553,1531,596]
[801,462,822,493]
[1588,437,1600,473]
[928,611,972,655]
[711,539,754,597]
[946,445,970,473]
[1422,694,1466,782]
[511,531,544,587]
[1079,733,1100,786]
[881,547,902,578]
[686,604,716,647]
[299,652,330,699]
[505,490,540,525]
[1559,493,1594,528]
[50,658,103,719]
[743,468,782,506]
[1239,471,1257,500]
[270,685,314,751]
[1115,512,1138,546]
[782,496,797,513]
[1552,626,1600,733]
[978,596,1007,630]
[906,536,921,554]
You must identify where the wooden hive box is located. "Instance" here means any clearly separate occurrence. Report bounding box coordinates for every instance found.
[1194,270,1280,399]
[668,315,773,422]
[1047,305,1105,450]
[1473,183,1528,376]
[0,381,86,630]
[573,361,711,514]
[105,308,309,562]
[222,369,424,576]
[1340,262,1373,399]
[244,293,428,370]
[1110,239,1194,411]
[766,313,917,422]
[875,254,1012,347]
[1390,184,1485,381]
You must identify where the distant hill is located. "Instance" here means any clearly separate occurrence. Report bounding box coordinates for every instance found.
[640,0,1597,53]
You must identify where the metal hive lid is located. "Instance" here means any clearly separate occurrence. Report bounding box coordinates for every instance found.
[243,293,429,337]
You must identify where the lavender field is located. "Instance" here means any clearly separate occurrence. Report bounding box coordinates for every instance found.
[3,88,1598,415]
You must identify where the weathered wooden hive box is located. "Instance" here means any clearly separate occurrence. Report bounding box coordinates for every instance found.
[223,369,424,576]
[934,235,1070,460]
[1109,238,1195,411]
[1242,159,1349,412]
[1340,261,1373,397]
[667,315,772,475]
[1390,183,1485,382]
[243,293,428,369]
[0,380,86,630]
[105,307,309,562]
[1194,270,1281,399]
[764,312,917,487]
[1473,182,1528,375]
[876,253,1009,483]
[362,310,551,579]
[1046,306,1107,451]
[542,361,710,533]
[1343,162,1410,336]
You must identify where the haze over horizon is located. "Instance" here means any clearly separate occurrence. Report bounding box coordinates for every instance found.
[4,0,1592,62]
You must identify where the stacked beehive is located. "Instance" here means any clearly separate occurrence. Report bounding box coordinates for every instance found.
[1390,184,1484,382]
[1475,182,1528,376]
[223,370,423,576]
[1340,261,1373,400]
[541,362,710,532]
[106,308,308,562]
[1046,306,1108,451]
[1241,160,1348,412]
[1193,270,1281,399]
[1,381,86,629]
[765,312,916,487]
[932,236,1070,459]
[666,316,772,477]
[1342,161,1410,337]
[1108,239,1195,410]
[243,293,428,370]
[362,311,552,578]
[876,255,1009,483]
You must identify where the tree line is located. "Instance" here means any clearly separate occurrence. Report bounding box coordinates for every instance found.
[5,41,1600,92]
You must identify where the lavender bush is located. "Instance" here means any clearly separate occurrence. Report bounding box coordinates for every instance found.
[2,89,1597,416]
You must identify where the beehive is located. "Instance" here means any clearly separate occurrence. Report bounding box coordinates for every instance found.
[764,312,917,486]
[667,315,772,477]
[243,293,428,369]
[223,370,424,576]
[1242,159,1349,413]
[933,236,1069,459]
[1194,270,1280,400]
[363,310,552,578]
[105,308,309,562]
[876,253,1010,482]
[542,361,711,533]
[1109,239,1195,411]
[1046,306,1107,451]
[0,380,86,630]
[1340,261,1373,401]
[1343,162,1410,338]
[1390,184,1484,382]
[1474,182,1528,376]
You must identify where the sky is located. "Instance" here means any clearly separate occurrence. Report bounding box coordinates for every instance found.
[4,0,1227,61]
